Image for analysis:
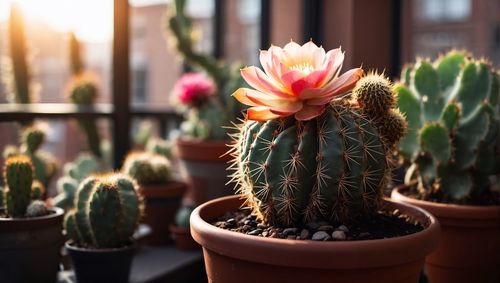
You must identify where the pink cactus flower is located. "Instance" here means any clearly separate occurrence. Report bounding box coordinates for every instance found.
[173,73,215,106]
[233,41,363,121]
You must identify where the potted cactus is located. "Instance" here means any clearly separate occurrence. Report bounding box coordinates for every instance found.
[4,126,58,191]
[391,51,500,283]
[0,156,64,283]
[122,151,187,245]
[64,173,144,283]
[170,201,199,250]
[190,41,440,283]
[167,0,245,205]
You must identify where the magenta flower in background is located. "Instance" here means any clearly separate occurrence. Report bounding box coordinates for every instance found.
[173,72,215,106]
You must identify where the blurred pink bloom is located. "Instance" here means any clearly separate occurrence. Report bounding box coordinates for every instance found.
[233,41,363,121]
[173,73,215,106]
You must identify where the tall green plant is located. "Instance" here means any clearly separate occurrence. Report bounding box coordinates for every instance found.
[395,51,500,201]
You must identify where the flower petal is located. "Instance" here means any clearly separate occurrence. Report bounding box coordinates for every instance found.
[245,91,302,112]
[232,88,260,106]
[247,106,284,121]
[294,105,325,121]
[241,67,291,98]
[300,68,363,100]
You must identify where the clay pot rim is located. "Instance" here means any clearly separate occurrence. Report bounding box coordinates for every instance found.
[190,195,440,269]
[392,185,500,220]
[65,240,137,254]
[140,181,187,198]
[0,207,64,222]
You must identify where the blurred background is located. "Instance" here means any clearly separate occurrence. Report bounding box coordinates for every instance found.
[0,0,499,187]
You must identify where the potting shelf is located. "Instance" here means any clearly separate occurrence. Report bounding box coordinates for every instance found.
[58,246,207,283]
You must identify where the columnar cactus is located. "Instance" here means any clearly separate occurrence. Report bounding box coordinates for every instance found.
[395,51,500,200]
[122,152,172,185]
[64,174,144,248]
[231,73,406,226]
[3,156,33,217]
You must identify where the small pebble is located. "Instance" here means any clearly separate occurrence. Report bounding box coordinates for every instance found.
[226,218,236,228]
[392,209,400,216]
[318,225,334,233]
[299,229,310,240]
[257,223,267,229]
[336,225,349,233]
[331,230,346,241]
[312,231,331,241]
[283,227,298,236]
[248,229,262,236]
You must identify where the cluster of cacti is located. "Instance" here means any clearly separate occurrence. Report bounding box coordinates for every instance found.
[66,32,102,158]
[122,152,172,185]
[166,0,246,140]
[64,174,144,248]
[1,155,49,218]
[395,51,500,201]
[230,74,407,226]
[52,154,101,210]
[145,137,172,159]
[3,127,58,187]
[180,101,228,140]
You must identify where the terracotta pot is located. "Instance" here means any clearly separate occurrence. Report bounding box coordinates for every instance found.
[190,195,440,283]
[0,207,64,283]
[141,181,187,245]
[176,139,233,204]
[66,241,136,283]
[392,186,500,283]
[170,224,200,250]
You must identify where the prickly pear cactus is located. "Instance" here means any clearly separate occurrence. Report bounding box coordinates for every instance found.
[231,74,407,226]
[3,156,33,217]
[395,51,500,200]
[64,174,144,248]
[122,152,172,185]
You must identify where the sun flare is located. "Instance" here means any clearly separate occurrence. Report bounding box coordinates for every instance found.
[1,0,113,42]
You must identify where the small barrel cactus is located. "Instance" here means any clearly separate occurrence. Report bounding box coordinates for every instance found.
[26,200,48,218]
[64,174,144,248]
[63,153,100,181]
[145,137,172,159]
[30,180,45,200]
[395,51,500,201]
[122,152,172,185]
[3,156,33,217]
[231,73,407,226]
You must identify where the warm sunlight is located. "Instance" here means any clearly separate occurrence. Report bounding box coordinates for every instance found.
[0,0,113,42]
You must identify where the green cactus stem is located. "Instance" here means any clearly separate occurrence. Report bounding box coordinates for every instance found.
[230,74,406,226]
[66,174,144,248]
[396,51,500,201]
[145,137,172,159]
[122,152,171,185]
[31,180,45,200]
[3,156,33,217]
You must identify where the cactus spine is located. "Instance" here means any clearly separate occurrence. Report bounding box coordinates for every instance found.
[395,51,500,200]
[3,156,33,217]
[65,174,144,248]
[122,152,172,185]
[231,74,406,226]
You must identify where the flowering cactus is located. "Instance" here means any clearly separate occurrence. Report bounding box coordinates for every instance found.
[173,73,215,106]
[167,0,246,140]
[230,42,406,225]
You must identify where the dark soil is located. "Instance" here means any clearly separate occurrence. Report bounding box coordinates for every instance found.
[402,184,500,206]
[211,207,423,241]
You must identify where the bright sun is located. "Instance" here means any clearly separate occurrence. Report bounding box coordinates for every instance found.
[1,0,114,43]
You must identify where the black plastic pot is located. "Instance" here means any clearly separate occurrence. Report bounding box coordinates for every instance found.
[0,207,64,283]
[66,241,136,283]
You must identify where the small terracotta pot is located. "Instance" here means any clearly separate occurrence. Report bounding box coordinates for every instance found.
[66,241,136,283]
[190,195,440,283]
[0,207,64,283]
[170,224,200,250]
[141,181,187,245]
[392,186,500,283]
[176,139,233,204]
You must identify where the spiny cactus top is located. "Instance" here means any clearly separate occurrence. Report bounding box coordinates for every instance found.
[122,152,172,185]
[64,174,144,248]
[395,51,500,201]
[230,41,407,226]
[3,156,34,218]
